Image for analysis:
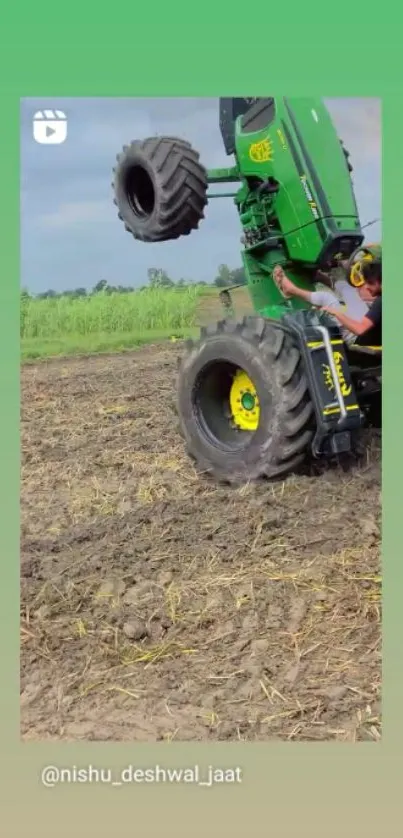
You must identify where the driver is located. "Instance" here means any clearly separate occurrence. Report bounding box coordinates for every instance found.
[273,261,382,347]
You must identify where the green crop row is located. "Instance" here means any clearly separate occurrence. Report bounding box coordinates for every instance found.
[20,287,203,339]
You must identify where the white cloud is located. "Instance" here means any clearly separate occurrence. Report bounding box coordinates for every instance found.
[326,97,381,164]
[37,200,111,229]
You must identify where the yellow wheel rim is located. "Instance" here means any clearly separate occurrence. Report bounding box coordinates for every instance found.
[229,370,260,431]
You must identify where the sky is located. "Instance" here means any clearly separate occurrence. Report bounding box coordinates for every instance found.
[20,97,381,294]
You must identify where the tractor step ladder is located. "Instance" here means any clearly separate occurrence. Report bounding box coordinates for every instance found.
[282,311,363,457]
[310,325,348,420]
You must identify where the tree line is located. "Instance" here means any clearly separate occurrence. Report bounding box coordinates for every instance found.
[21,264,247,299]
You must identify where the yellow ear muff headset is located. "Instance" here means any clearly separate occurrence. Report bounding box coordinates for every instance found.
[345,244,382,288]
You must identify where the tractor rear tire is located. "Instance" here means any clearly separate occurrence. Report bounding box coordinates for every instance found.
[112,137,208,242]
[176,316,315,483]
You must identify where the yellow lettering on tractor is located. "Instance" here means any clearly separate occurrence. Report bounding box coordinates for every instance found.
[322,351,352,397]
[322,364,334,391]
[276,128,287,150]
[249,138,273,163]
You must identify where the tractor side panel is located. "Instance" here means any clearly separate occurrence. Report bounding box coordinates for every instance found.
[235,97,363,265]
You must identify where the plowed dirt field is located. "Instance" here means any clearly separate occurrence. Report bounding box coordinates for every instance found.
[21,343,381,742]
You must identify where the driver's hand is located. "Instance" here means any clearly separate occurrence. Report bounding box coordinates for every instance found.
[321,306,341,320]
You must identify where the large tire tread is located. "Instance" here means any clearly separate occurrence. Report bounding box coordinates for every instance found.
[176,316,315,482]
[113,136,208,243]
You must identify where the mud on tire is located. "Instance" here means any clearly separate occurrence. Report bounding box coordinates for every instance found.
[112,137,208,243]
[177,316,315,483]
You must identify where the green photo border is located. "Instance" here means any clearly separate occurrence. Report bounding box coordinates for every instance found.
[1,9,401,835]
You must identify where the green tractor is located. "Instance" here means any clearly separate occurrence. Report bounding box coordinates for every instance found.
[112,97,381,482]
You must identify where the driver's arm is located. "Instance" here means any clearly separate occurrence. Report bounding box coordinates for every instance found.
[323,300,380,337]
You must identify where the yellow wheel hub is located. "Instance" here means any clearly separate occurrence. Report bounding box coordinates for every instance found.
[229,370,260,431]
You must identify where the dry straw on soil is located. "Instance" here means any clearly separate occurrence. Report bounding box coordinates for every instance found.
[21,344,381,742]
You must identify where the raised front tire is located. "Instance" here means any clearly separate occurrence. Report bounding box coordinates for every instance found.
[176,316,315,483]
[112,137,208,242]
